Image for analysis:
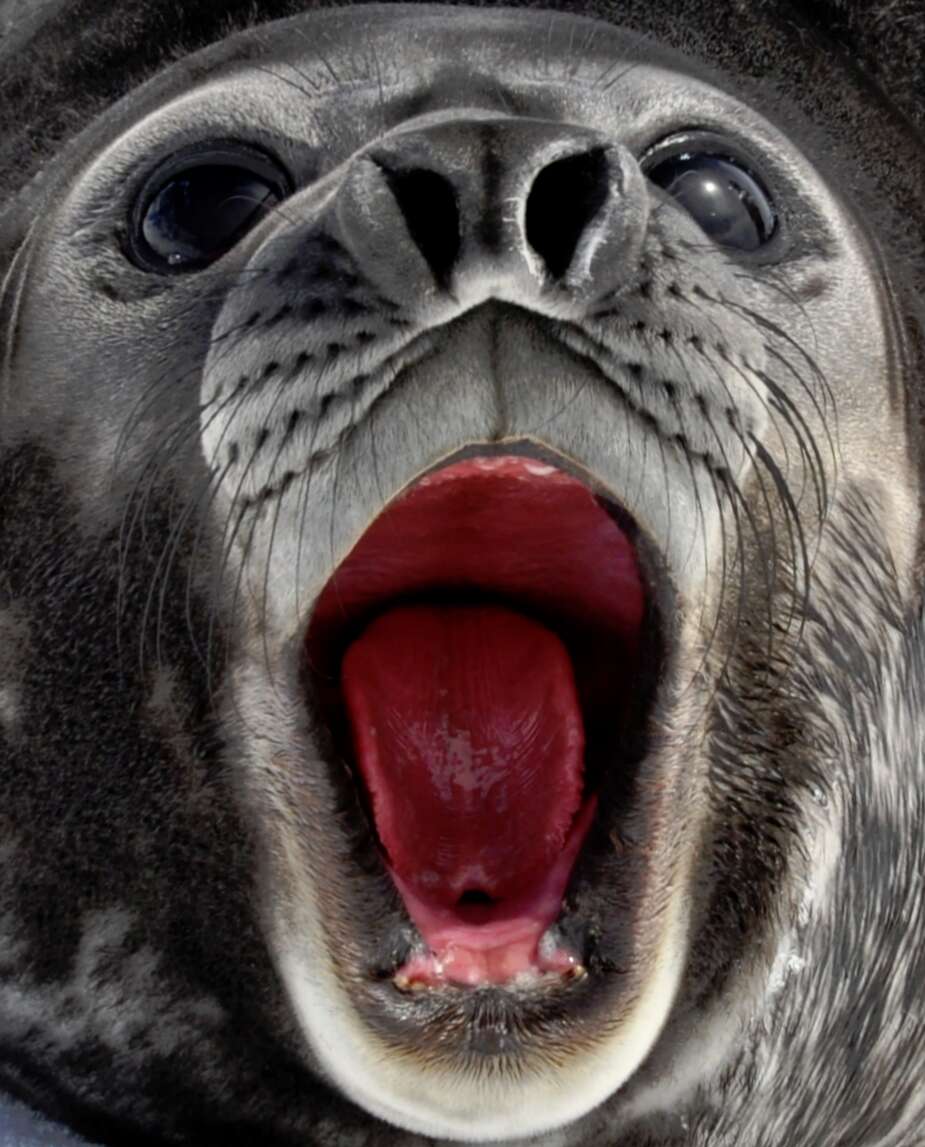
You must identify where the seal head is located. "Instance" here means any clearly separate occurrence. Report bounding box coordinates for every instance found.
[0,3,924,1145]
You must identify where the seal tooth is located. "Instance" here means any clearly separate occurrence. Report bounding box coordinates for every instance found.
[394,972,430,993]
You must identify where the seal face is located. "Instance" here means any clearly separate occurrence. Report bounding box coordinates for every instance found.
[0,4,923,1145]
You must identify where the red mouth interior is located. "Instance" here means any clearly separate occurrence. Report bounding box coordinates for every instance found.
[305,455,645,985]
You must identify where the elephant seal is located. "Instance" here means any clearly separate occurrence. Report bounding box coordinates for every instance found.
[1,2,924,1144]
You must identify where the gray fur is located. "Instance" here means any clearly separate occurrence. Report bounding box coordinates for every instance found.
[0,2,924,1145]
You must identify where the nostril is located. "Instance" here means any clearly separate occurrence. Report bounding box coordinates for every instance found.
[374,162,460,290]
[526,147,610,280]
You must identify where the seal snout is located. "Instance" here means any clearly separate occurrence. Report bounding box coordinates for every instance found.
[335,115,648,308]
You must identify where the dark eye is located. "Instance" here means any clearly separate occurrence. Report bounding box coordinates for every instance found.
[644,140,776,252]
[129,144,291,273]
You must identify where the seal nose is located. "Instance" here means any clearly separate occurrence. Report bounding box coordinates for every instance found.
[335,115,648,306]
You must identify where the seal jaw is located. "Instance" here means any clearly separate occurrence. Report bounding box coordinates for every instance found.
[274,879,690,1142]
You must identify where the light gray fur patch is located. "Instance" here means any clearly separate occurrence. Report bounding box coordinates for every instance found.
[0,908,227,1114]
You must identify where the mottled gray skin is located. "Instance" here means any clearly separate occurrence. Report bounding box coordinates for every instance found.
[0,2,924,1145]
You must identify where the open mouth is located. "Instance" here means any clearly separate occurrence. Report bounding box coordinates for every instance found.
[303,445,659,990]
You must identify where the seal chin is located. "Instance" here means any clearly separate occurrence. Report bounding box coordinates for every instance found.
[275,896,688,1143]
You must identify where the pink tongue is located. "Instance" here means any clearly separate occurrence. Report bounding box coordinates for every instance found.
[342,603,584,908]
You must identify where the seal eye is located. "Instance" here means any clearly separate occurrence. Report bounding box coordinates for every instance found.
[644,140,776,251]
[129,145,291,273]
